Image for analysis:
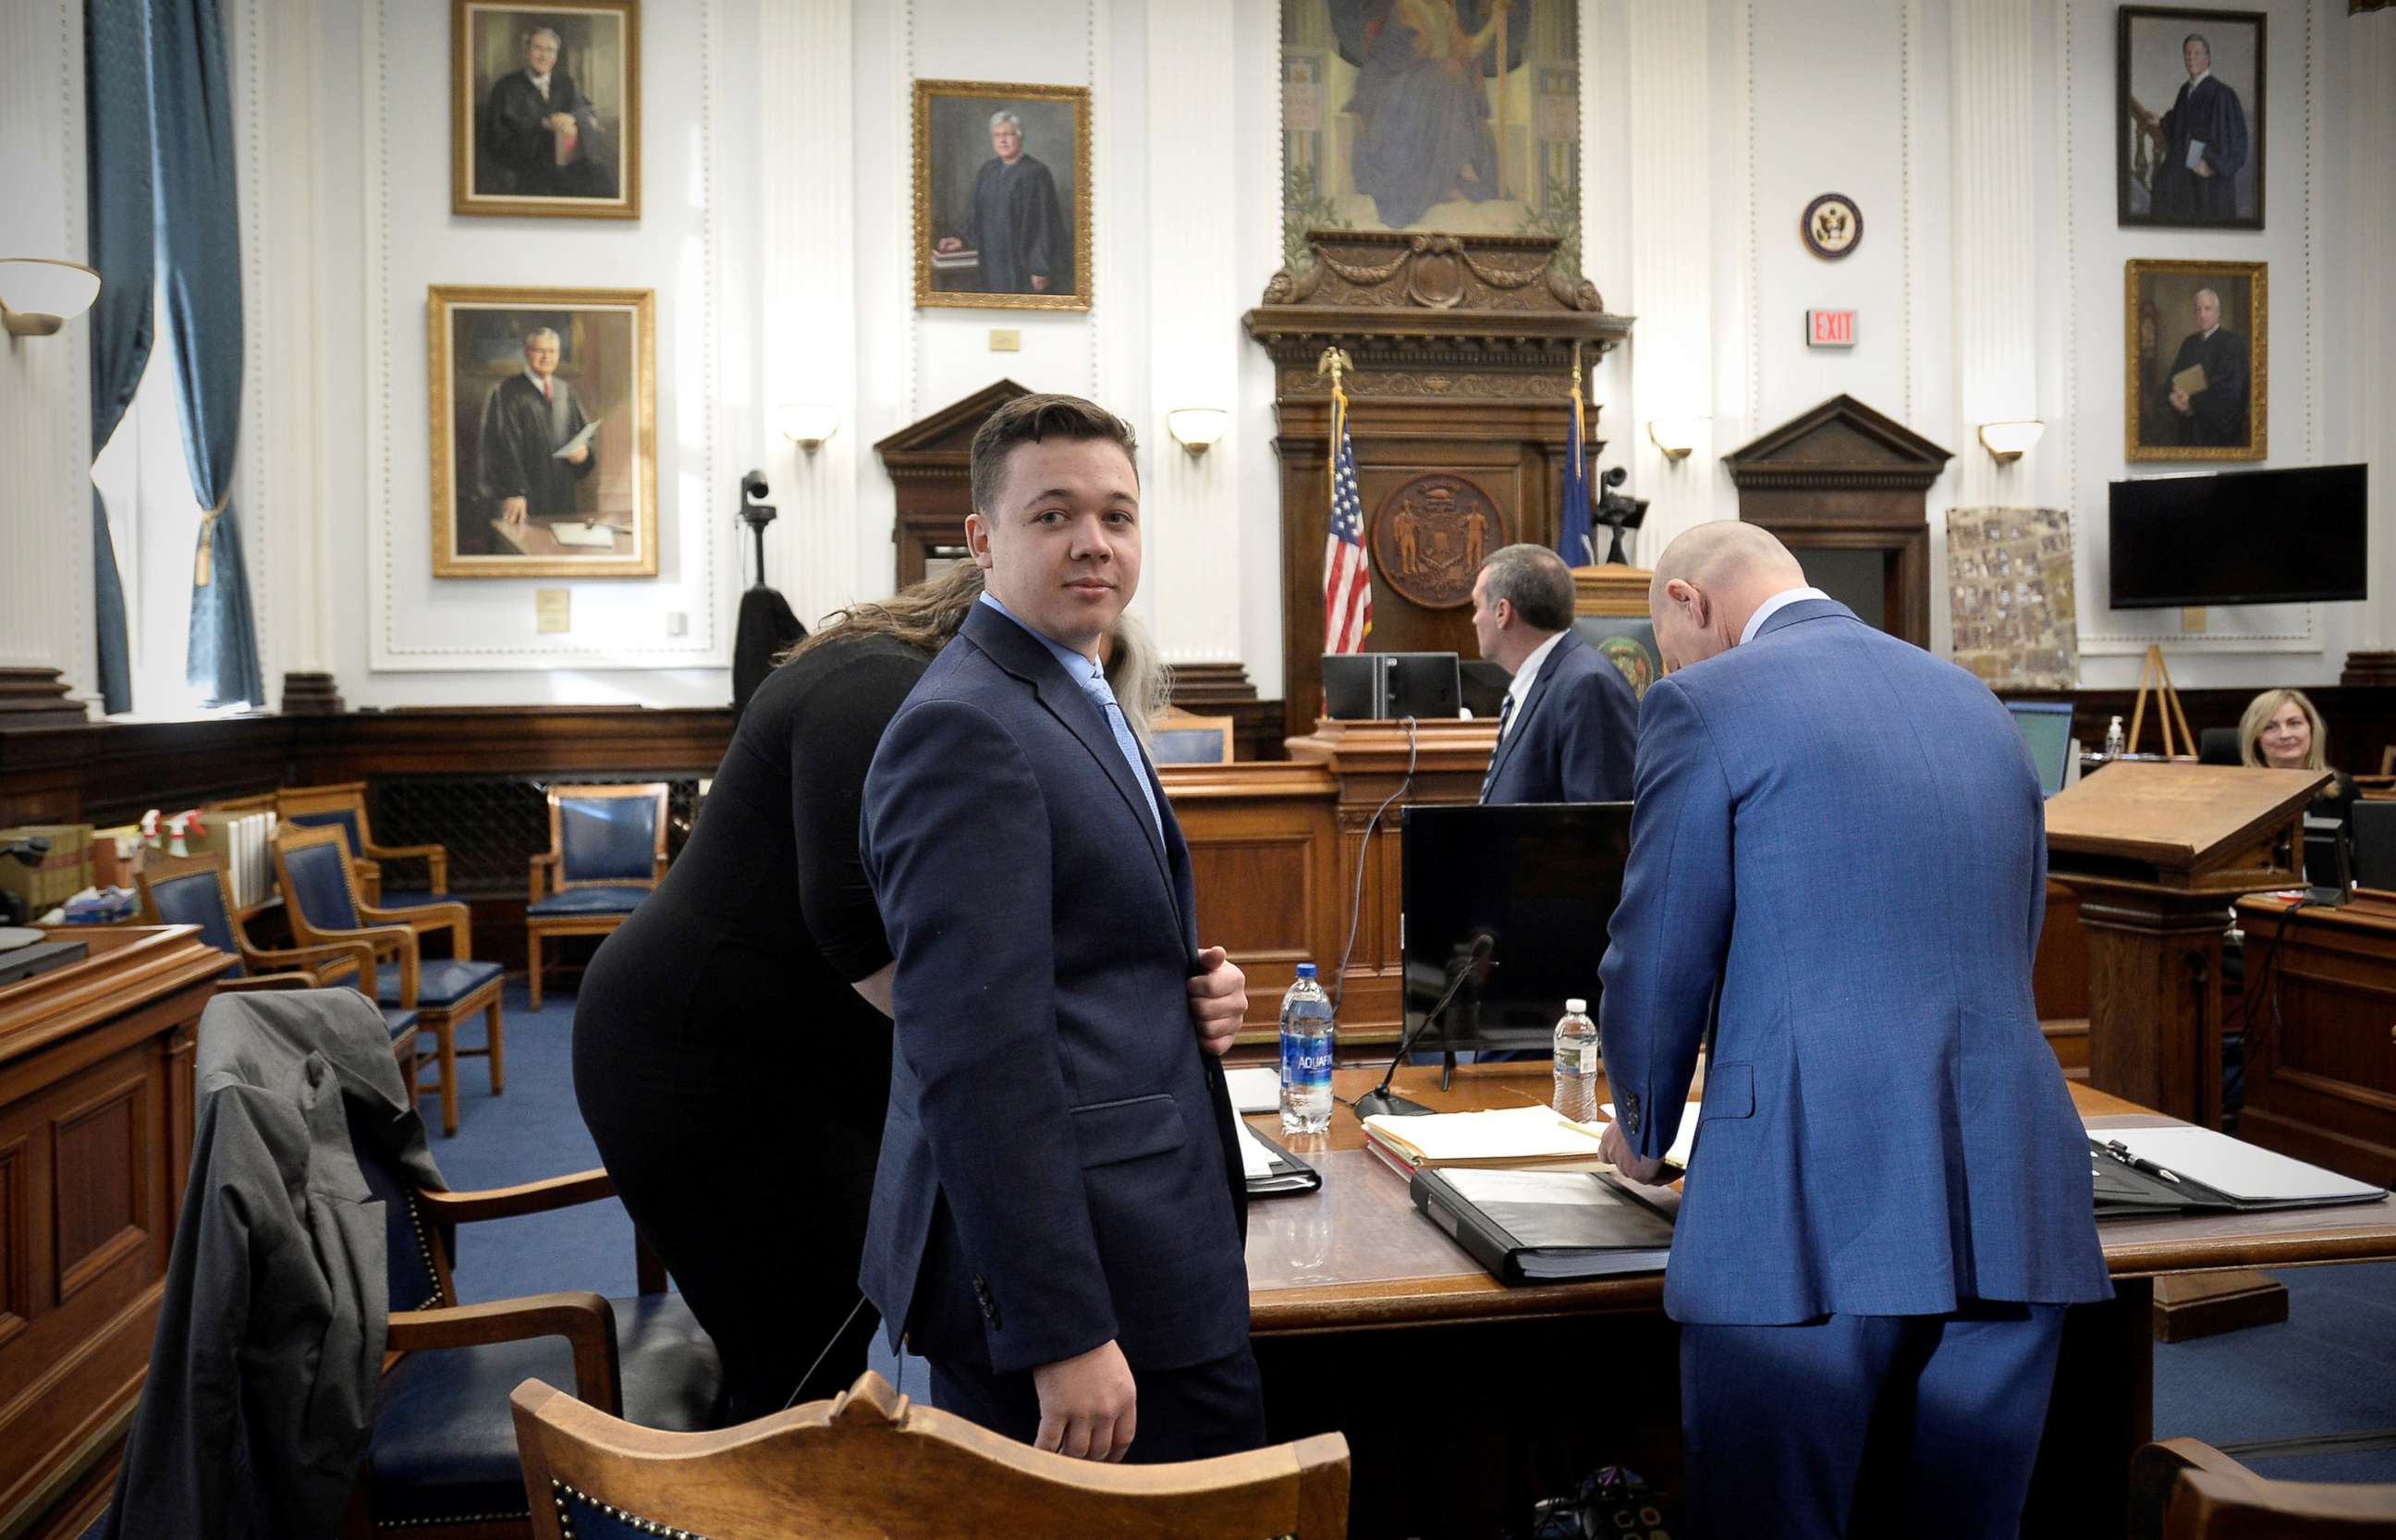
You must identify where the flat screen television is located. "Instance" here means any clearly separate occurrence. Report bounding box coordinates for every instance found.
[2108,463,2367,609]
[1399,802,1633,1057]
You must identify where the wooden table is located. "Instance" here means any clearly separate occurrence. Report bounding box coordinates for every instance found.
[487,513,633,557]
[2232,891,2396,1189]
[0,926,228,1540]
[1241,1063,2396,1540]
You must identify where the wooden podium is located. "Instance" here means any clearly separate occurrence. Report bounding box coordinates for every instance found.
[2043,762,2325,1341]
[2042,761,2324,1130]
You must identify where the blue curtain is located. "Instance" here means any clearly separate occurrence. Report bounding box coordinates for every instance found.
[84,0,152,715]
[151,0,263,709]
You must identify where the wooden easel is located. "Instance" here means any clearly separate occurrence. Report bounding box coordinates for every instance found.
[2126,643,2195,759]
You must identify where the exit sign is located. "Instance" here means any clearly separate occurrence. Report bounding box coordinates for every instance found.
[1807,309,1857,348]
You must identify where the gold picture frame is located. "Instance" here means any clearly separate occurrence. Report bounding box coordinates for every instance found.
[2124,258,2266,461]
[428,286,658,579]
[452,0,641,220]
[912,79,1093,312]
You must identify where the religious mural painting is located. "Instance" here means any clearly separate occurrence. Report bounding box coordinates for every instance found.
[1369,473,1509,610]
[1280,0,1582,276]
[2116,6,2265,230]
[452,0,641,219]
[1946,507,2080,691]
[428,287,658,579]
[2124,258,2267,462]
[913,80,1094,312]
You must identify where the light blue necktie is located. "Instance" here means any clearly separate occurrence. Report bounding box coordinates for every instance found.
[1080,666,1163,838]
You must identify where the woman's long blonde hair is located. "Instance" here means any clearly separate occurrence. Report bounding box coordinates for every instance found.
[2239,688,2337,788]
[778,562,1174,743]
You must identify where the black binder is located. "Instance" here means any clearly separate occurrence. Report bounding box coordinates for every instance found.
[1411,1166,1677,1286]
[1243,1127,1322,1199]
[2090,1137,2388,1217]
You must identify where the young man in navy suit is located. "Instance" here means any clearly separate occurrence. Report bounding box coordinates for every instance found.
[1596,521,2110,1538]
[860,395,1261,1464]
[1469,544,1638,805]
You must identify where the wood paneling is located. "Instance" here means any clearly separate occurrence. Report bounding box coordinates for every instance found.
[0,927,225,1540]
[2232,893,2396,1186]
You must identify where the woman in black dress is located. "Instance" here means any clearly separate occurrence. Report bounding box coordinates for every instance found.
[572,563,1177,1421]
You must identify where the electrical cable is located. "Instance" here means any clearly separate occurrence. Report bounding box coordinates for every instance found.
[780,1292,873,1412]
[1329,715,1419,1021]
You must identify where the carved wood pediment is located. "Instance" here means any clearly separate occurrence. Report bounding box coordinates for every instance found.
[1721,394,1954,493]
[872,378,1030,480]
[1245,232,1632,400]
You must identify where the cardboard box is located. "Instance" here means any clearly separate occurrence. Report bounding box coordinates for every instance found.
[91,825,148,890]
[0,825,95,911]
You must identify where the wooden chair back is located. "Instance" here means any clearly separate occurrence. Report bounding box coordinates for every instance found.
[275,781,375,859]
[543,783,670,893]
[135,856,251,969]
[511,1371,1350,1540]
[1148,708,1235,766]
[2133,1437,2396,1540]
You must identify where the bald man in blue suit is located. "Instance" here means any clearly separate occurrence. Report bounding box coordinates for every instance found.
[1596,522,2110,1538]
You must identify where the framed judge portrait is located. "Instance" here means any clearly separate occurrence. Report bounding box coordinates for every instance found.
[2116,6,2264,230]
[912,79,1093,312]
[429,287,658,578]
[453,0,640,219]
[2124,259,2266,463]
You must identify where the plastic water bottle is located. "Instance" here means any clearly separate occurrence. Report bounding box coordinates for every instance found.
[1279,963,1336,1135]
[2104,715,2127,759]
[1552,997,1600,1124]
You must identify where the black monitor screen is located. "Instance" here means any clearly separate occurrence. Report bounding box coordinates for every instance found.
[1400,802,1633,1052]
[1322,653,1461,720]
[2108,463,2367,609]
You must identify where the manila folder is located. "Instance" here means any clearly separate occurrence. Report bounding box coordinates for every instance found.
[2171,362,2208,397]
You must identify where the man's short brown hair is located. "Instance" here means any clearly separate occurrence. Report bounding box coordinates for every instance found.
[1477,544,1577,633]
[968,393,1141,514]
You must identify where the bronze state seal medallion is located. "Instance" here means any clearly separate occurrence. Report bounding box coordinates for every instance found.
[1368,474,1509,610]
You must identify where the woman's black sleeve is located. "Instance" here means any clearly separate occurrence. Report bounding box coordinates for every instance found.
[788,651,925,983]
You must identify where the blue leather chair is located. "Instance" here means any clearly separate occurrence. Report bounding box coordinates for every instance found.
[508,1372,1351,1540]
[525,783,670,1011]
[275,780,469,954]
[352,1113,726,1539]
[275,825,505,1137]
[136,854,427,1088]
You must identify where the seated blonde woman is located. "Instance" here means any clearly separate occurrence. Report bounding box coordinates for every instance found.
[2240,687,2356,854]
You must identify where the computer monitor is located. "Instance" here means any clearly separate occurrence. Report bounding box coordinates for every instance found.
[2353,801,2396,893]
[1399,802,1634,1057]
[2004,701,2076,797]
[2303,815,2351,906]
[1322,653,1461,720]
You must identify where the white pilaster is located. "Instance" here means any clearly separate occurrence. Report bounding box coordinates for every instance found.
[0,0,95,695]
[763,0,857,631]
[1624,0,1718,551]
[1950,0,2041,512]
[1143,0,1242,663]
[2350,8,2396,652]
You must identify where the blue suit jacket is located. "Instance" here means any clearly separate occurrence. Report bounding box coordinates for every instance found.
[859,604,1250,1375]
[1597,599,2111,1324]
[1480,629,1639,805]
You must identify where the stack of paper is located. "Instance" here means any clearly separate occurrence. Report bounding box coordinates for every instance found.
[1362,1104,1608,1179]
[1224,1067,1281,1115]
[1599,1101,1702,1171]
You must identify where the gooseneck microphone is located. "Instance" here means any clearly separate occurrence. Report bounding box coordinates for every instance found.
[1351,933,1495,1121]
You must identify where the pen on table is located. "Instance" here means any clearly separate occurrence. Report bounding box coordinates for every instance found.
[2102,1138,2181,1184]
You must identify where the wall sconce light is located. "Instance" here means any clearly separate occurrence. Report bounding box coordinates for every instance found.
[1646,418,1704,463]
[1166,407,1229,457]
[1977,420,2045,463]
[0,259,102,338]
[776,402,840,453]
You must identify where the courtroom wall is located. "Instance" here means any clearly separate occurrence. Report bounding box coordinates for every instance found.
[8,0,2390,718]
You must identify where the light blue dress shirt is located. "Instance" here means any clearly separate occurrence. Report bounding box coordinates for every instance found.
[977,592,1162,837]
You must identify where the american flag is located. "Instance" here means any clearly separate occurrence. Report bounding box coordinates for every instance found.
[1323,385,1372,654]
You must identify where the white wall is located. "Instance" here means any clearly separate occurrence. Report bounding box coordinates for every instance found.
[17,0,2392,712]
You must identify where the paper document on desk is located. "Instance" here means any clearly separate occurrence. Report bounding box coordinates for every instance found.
[2103,1125,2382,1204]
[1225,1067,1281,1115]
[1363,1104,1608,1169]
[1600,1102,1701,1169]
[547,521,617,549]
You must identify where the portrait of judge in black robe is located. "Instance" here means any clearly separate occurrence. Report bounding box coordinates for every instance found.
[2138,33,2248,222]
[475,327,595,538]
[2156,287,2251,448]
[460,9,633,214]
[935,112,1073,296]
